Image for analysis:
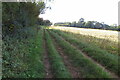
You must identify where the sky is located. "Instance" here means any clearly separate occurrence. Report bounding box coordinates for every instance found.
[39,0,119,25]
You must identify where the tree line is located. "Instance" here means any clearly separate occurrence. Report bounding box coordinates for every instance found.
[54,18,119,31]
[2,1,52,37]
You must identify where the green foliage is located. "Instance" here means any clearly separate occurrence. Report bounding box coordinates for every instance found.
[70,21,76,27]
[2,27,45,78]
[54,22,70,26]
[84,21,94,28]
[2,2,45,36]
[54,18,119,31]
[37,2,45,14]
[118,25,120,31]
[37,18,52,26]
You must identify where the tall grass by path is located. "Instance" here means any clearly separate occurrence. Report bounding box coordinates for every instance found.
[45,29,71,78]
[49,30,112,78]
[2,26,45,78]
[52,29,119,77]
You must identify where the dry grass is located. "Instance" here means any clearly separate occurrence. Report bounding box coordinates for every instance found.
[50,26,119,42]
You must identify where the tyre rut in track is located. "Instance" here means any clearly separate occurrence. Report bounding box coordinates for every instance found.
[50,31,82,78]
[53,31,119,78]
[43,30,53,78]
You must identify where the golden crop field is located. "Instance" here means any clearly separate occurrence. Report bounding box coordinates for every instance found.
[51,26,119,42]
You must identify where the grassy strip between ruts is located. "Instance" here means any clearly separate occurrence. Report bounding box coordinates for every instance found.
[2,26,45,78]
[52,29,119,76]
[48,30,112,78]
[26,27,45,78]
[45,29,71,78]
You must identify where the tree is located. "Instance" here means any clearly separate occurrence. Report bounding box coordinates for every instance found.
[94,22,103,29]
[37,18,44,25]
[37,18,52,26]
[2,2,45,35]
[76,18,85,27]
[118,25,120,31]
[79,18,84,22]
[84,21,94,28]
[43,20,52,26]
[71,21,76,27]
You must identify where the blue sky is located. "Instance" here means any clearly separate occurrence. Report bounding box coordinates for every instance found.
[39,0,119,25]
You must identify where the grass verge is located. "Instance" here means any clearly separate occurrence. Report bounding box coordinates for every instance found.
[2,26,45,78]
